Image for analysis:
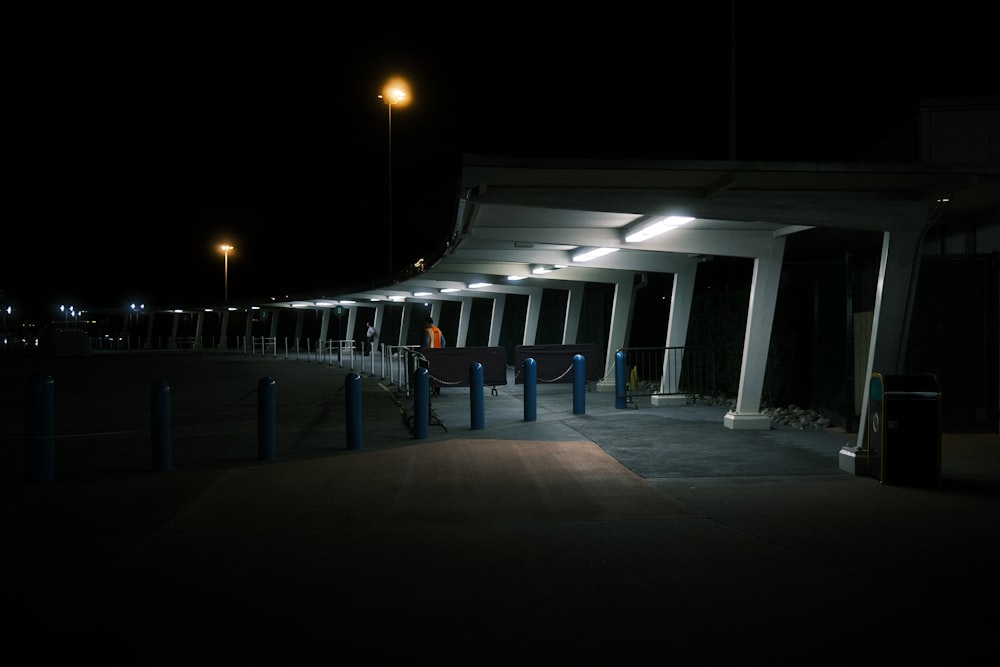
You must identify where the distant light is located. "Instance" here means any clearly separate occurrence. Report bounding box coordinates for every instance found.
[468,282,493,289]
[572,247,619,263]
[532,266,551,274]
[625,216,695,243]
[414,291,432,297]
[339,300,356,304]
[441,287,461,293]
[507,275,526,281]
[315,301,337,306]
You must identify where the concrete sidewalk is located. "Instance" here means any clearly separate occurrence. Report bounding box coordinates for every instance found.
[2,351,998,662]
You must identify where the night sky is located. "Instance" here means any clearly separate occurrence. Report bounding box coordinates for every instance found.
[6,6,995,320]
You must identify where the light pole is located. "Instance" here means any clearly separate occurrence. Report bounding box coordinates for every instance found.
[129,302,144,349]
[220,244,234,304]
[379,77,410,277]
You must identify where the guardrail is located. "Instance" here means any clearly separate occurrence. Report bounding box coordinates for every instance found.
[617,346,717,407]
[251,336,277,357]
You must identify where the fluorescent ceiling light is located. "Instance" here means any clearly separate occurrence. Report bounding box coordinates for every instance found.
[625,216,695,243]
[507,275,526,281]
[414,291,432,297]
[468,282,493,289]
[572,247,619,263]
[532,266,551,274]
[441,287,461,293]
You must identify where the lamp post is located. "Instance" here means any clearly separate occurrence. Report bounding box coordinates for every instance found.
[220,244,234,304]
[129,302,144,349]
[379,77,410,278]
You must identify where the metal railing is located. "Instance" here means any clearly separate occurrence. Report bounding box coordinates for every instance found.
[250,336,277,357]
[617,346,717,406]
[383,345,420,393]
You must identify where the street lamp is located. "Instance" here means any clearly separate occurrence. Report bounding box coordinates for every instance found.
[130,302,144,328]
[379,77,411,277]
[220,244,234,304]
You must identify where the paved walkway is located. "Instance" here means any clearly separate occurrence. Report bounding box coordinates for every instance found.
[1,351,998,662]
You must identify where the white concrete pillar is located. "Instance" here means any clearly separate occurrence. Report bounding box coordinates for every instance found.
[725,237,786,430]
[840,229,926,472]
[523,288,542,346]
[170,312,181,349]
[268,308,280,338]
[219,310,230,350]
[318,307,331,346]
[400,303,415,346]
[488,295,506,347]
[243,309,254,350]
[455,297,473,347]
[562,283,585,344]
[598,272,636,390]
[652,266,698,406]
[194,311,205,349]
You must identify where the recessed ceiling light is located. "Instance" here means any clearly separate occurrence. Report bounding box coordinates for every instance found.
[572,247,619,262]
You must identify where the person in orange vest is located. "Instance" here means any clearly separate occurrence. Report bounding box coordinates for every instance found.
[422,316,445,349]
[422,316,445,396]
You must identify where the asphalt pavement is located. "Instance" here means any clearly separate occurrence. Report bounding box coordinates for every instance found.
[1,349,998,663]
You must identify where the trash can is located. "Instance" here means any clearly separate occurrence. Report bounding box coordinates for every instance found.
[868,373,942,486]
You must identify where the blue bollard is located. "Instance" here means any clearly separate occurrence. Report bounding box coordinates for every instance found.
[345,372,363,450]
[257,376,276,461]
[25,372,55,482]
[150,381,172,472]
[470,363,485,430]
[523,358,537,422]
[573,354,586,415]
[615,349,627,409]
[413,367,430,439]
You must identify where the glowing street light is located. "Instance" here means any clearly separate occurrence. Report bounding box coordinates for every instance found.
[378,77,411,277]
[130,302,145,329]
[220,244,234,304]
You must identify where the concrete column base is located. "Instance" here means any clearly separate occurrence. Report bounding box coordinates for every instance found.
[595,380,615,392]
[839,446,869,476]
[650,394,689,407]
[723,411,772,430]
